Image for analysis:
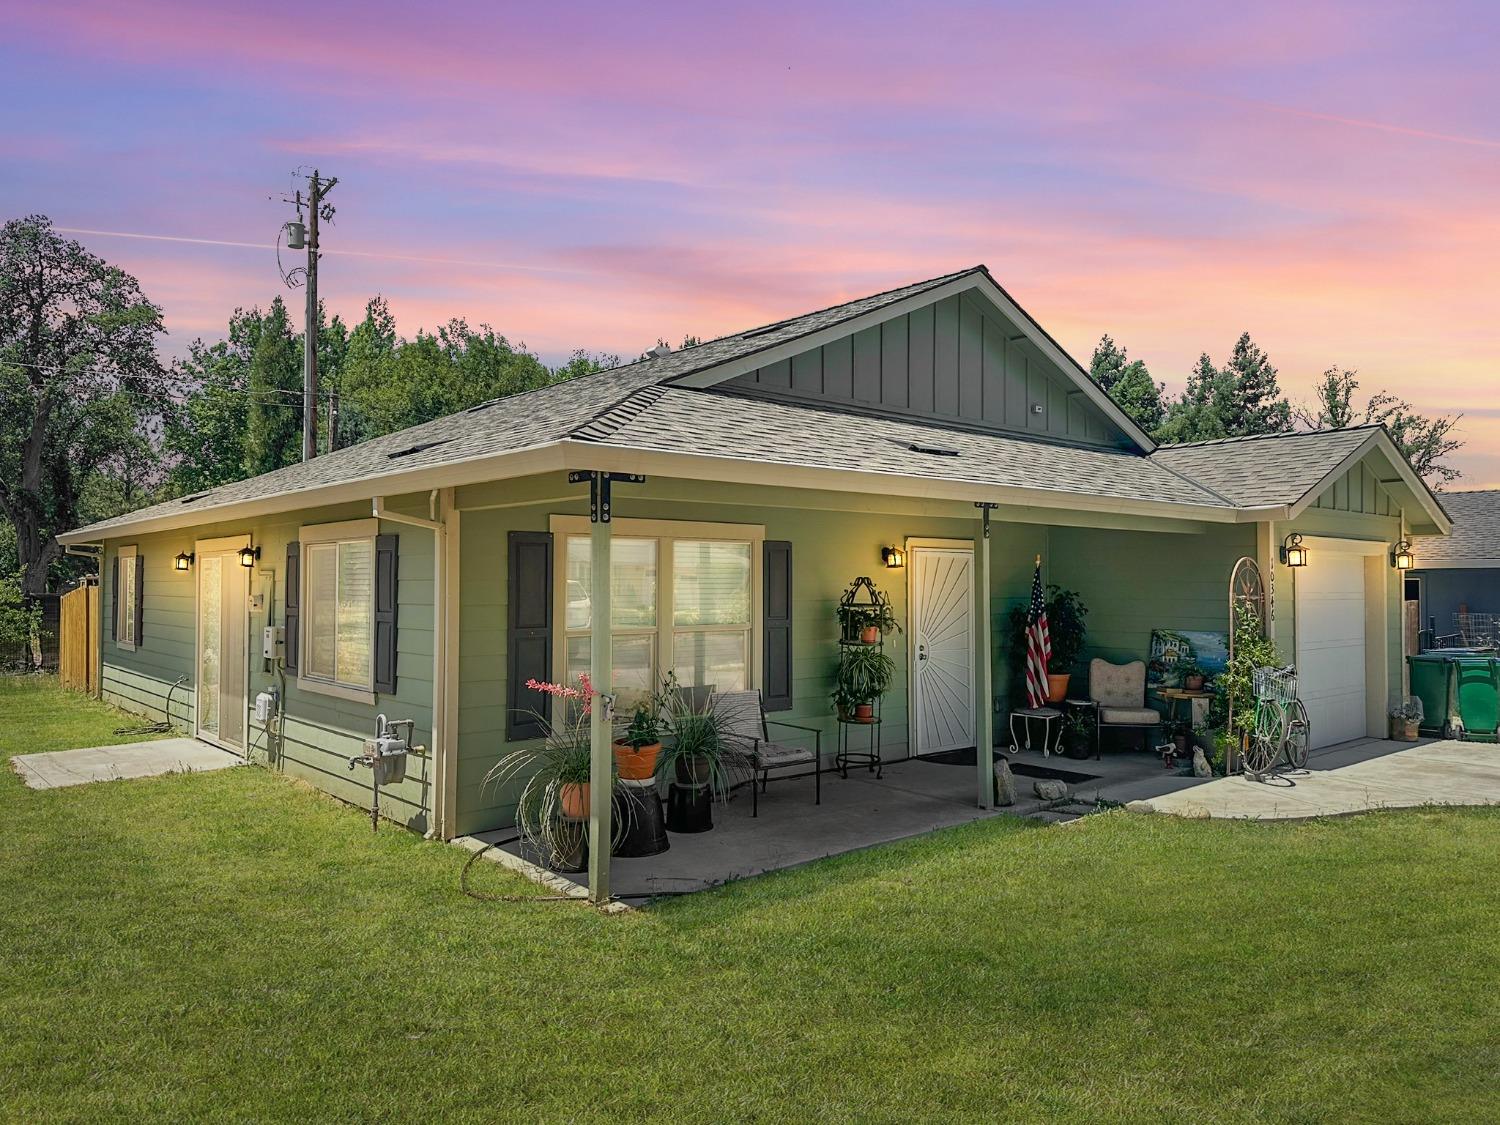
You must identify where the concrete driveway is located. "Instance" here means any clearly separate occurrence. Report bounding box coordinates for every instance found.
[1134,738,1500,820]
[11,737,240,790]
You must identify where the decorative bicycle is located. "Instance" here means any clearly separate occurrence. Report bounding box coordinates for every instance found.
[1244,665,1311,776]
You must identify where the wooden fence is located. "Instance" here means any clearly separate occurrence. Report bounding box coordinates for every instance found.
[58,582,100,694]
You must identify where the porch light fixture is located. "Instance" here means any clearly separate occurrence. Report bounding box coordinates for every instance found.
[238,545,260,569]
[1392,539,1415,571]
[881,546,906,569]
[1280,532,1308,568]
[173,551,194,572]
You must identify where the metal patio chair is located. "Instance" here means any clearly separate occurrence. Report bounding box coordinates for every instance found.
[710,689,823,816]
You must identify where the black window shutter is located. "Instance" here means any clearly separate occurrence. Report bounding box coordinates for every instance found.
[283,542,300,673]
[133,554,145,645]
[763,540,793,711]
[507,531,553,740]
[111,556,119,642]
[374,534,399,694]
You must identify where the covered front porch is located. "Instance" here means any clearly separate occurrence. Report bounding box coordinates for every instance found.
[466,744,1193,899]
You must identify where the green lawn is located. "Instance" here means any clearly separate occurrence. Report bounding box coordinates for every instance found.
[1,675,1496,1122]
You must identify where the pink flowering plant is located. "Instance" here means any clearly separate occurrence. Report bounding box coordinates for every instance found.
[484,672,627,867]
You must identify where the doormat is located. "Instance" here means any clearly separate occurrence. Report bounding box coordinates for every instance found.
[918,747,1100,785]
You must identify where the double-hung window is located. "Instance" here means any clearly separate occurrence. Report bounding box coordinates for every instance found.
[555,517,761,708]
[299,519,377,699]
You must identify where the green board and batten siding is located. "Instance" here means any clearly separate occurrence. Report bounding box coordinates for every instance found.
[99,495,439,831]
[729,292,1133,449]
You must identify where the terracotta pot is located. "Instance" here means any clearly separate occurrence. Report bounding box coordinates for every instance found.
[559,782,589,821]
[854,702,875,721]
[860,624,879,644]
[1046,673,1071,704]
[1173,732,1190,754]
[613,740,661,781]
[1184,674,1205,692]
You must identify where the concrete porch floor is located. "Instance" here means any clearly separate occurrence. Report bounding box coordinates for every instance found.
[464,747,1182,898]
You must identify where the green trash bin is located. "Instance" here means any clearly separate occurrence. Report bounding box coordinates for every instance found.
[1453,657,1500,743]
[1407,654,1454,737]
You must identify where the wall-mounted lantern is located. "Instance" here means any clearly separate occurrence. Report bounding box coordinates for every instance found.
[173,551,194,572]
[1280,532,1308,568]
[238,545,261,569]
[881,546,906,569]
[1392,539,1415,571]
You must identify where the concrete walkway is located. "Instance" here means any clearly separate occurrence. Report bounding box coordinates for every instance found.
[11,737,240,790]
[1134,738,1500,820]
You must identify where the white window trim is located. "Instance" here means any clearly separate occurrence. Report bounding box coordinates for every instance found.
[549,515,765,700]
[115,545,138,651]
[297,518,379,704]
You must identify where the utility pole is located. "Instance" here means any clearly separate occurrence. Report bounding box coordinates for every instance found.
[296,170,337,461]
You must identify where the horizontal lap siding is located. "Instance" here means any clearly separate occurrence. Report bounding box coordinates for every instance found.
[1050,525,1258,674]
[100,495,437,832]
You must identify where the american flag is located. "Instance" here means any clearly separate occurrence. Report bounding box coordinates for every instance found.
[1024,555,1051,709]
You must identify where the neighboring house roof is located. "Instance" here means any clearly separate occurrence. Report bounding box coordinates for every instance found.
[1412,489,1500,566]
[1153,425,1449,536]
[57,268,1450,543]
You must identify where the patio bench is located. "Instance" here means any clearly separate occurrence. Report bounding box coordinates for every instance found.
[711,690,823,817]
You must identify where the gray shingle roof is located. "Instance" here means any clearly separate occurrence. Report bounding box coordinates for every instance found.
[1150,427,1379,509]
[69,268,982,538]
[577,386,1226,508]
[1412,489,1500,563]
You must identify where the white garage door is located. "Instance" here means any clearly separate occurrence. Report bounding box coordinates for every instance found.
[1296,552,1368,748]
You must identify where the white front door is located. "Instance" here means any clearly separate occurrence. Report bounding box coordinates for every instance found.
[1296,551,1368,748]
[910,545,976,755]
[196,548,249,751]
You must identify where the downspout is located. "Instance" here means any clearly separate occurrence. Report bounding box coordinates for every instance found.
[372,491,450,839]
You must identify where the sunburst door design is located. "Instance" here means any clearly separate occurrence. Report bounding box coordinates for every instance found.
[910,546,975,755]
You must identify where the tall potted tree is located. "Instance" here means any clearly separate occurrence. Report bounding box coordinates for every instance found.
[1044,587,1088,702]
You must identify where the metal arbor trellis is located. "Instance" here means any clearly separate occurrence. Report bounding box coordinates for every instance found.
[1226,557,1267,772]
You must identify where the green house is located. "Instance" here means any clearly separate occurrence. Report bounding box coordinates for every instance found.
[60,266,1451,899]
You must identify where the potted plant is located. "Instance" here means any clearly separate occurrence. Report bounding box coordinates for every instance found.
[836,577,901,643]
[1045,586,1088,702]
[834,644,895,721]
[1389,699,1422,742]
[657,687,734,799]
[484,674,622,870]
[1180,660,1206,692]
[1060,710,1093,759]
[612,684,667,780]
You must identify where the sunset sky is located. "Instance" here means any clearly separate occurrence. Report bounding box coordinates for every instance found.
[3,1,1496,484]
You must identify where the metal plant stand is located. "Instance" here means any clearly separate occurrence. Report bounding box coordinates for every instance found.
[834,576,890,780]
[836,703,883,779]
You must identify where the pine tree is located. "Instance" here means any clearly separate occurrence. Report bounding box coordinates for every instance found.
[1221,332,1291,435]
[241,296,302,476]
[1089,334,1165,432]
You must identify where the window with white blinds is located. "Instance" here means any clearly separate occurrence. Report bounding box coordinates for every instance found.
[559,525,757,706]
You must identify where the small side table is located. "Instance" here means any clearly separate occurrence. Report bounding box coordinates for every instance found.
[1009,707,1062,757]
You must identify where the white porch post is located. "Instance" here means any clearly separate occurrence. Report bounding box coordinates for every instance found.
[587,483,613,905]
[976,505,995,809]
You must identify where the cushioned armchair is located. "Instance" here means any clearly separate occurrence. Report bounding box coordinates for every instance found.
[1088,659,1163,751]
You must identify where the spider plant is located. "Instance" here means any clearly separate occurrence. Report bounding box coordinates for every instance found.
[656,686,735,800]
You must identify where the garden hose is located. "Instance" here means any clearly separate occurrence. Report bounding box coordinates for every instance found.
[114,676,187,736]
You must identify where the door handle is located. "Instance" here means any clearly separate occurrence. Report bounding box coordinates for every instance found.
[918,644,928,661]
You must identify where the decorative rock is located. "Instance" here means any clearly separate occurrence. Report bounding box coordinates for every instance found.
[1033,779,1067,801]
[993,759,1016,806]
[1192,748,1212,778]
[1125,800,1156,815]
